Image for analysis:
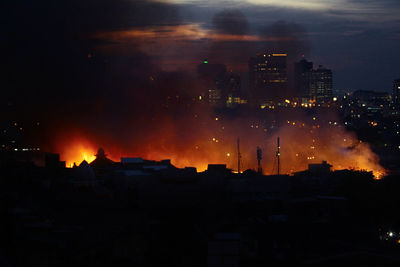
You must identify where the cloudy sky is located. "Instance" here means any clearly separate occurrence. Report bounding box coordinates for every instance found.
[3,0,400,94]
[2,0,400,164]
[157,0,400,91]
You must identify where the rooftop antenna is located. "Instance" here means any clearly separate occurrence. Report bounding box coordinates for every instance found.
[237,138,241,174]
[257,146,262,174]
[276,137,281,175]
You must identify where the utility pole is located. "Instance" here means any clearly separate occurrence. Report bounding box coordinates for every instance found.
[237,138,241,174]
[276,137,280,175]
[257,146,262,174]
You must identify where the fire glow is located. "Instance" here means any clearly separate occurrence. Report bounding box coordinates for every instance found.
[58,117,387,179]
[59,138,117,168]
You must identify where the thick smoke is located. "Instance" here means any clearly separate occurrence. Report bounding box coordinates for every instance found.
[2,1,385,177]
[259,20,310,60]
[2,0,184,144]
[212,10,250,36]
[258,21,310,95]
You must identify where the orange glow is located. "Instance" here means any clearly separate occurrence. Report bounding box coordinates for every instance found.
[94,24,295,44]
[63,142,96,167]
[55,115,387,179]
[57,137,119,167]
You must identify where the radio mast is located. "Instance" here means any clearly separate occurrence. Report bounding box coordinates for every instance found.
[237,138,241,174]
[276,137,281,175]
[257,146,262,174]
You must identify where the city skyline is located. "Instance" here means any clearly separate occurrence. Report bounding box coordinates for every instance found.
[2,0,399,174]
[3,2,400,266]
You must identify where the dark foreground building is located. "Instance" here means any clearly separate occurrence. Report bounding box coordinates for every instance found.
[1,152,400,267]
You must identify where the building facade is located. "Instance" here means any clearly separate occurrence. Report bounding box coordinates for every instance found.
[294,58,313,97]
[310,66,333,103]
[294,58,333,103]
[249,53,287,105]
[197,61,227,107]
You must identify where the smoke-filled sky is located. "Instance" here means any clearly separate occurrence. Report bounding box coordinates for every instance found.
[3,0,400,91]
[1,0,398,175]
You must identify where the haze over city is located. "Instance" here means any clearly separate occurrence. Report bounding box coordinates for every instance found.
[2,0,400,266]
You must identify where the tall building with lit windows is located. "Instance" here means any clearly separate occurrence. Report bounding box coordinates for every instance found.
[310,66,333,103]
[197,60,227,107]
[294,58,333,103]
[248,53,287,104]
[197,60,245,107]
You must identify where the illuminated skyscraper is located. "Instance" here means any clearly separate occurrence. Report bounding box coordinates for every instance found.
[197,60,244,107]
[294,59,333,103]
[310,66,333,103]
[197,60,227,107]
[249,53,287,104]
[225,72,247,108]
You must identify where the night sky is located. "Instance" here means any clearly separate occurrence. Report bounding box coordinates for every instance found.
[2,0,400,161]
[4,0,400,89]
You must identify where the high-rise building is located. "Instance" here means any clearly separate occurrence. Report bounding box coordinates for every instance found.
[249,53,287,104]
[294,59,333,103]
[197,60,227,107]
[294,58,313,97]
[197,61,245,107]
[225,72,241,98]
[224,72,247,107]
[310,66,333,103]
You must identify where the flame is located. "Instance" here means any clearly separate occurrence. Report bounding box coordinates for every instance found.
[62,141,96,167]
[55,114,387,179]
[57,137,116,167]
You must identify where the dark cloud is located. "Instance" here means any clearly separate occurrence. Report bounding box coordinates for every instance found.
[2,0,400,157]
[1,0,189,148]
[258,20,309,59]
[205,11,308,68]
[212,9,249,36]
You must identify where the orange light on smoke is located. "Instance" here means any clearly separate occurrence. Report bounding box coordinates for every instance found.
[55,115,387,179]
[64,144,96,167]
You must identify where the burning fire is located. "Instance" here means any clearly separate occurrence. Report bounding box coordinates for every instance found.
[58,138,118,167]
[56,114,386,179]
[63,142,96,167]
